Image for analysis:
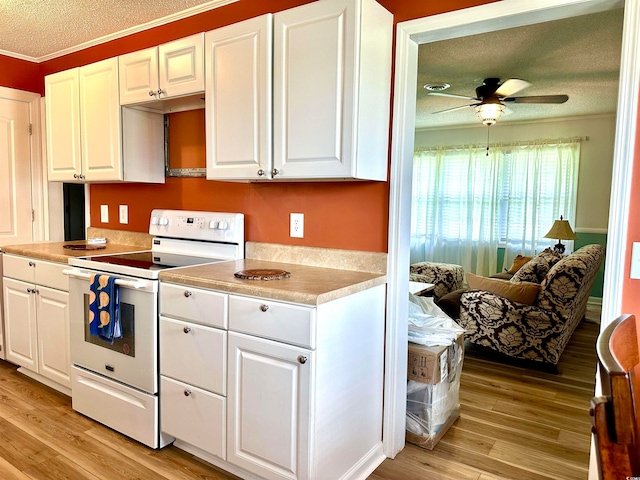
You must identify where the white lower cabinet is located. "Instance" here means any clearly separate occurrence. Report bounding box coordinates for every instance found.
[227,331,312,480]
[2,255,70,392]
[161,376,225,458]
[159,283,228,459]
[160,280,386,480]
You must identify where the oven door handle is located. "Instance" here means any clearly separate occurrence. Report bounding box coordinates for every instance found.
[63,269,147,289]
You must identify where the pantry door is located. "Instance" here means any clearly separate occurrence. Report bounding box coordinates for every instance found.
[0,92,34,246]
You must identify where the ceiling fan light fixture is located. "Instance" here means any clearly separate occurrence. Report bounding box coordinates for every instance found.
[475,102,505,126]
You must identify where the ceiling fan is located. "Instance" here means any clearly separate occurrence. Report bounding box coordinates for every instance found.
[427,78,569,126]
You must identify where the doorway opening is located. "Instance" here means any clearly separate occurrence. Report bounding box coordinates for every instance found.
[63,183,85,241]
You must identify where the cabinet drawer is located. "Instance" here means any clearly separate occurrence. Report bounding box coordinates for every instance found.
[160,283,227,328]
[3,255,36,283]
[34,260,69,291]
[160,316,226,395]
[229,296,315,348]
[161,376,225,459]
[2,256,68,291]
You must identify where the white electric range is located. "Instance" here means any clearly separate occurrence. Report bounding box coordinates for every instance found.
[64,209,244,449]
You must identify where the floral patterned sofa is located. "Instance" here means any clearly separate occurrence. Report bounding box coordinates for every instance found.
[409,261,465,301]
[457,244,605,366]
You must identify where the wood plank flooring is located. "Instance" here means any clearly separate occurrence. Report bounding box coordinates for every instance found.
[0,319,598,479]
[372,319,599,480]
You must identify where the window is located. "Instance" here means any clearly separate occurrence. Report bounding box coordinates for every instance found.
[411,139,580,276]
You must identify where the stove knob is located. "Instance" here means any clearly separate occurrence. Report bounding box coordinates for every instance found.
[158,217,169,226]
[209,220,219,229]
[217,221,228,230]
[151,216,159,225]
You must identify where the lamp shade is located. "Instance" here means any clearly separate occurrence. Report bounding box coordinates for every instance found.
[544,216,577,241]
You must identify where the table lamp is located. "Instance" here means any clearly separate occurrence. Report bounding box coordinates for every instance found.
[544,215,577,254]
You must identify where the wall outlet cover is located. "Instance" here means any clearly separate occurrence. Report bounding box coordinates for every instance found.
[100,205,109,223]
[119,205,129,224]
[290,213,304,238]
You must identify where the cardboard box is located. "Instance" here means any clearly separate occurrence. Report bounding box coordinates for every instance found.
[406,407,460,450]
[406,332,464,449]
[407,332,464,384]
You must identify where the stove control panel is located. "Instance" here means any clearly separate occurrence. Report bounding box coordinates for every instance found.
[149,210,244,245]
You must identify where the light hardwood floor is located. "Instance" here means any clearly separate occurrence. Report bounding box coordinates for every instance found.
[0,319,598,479]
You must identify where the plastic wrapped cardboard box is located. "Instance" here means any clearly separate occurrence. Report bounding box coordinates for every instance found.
[407,332,464,384]
[406,332,464,449]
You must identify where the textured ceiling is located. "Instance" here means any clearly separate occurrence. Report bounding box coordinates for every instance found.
[416,9,624,129]
[0,0,234,61]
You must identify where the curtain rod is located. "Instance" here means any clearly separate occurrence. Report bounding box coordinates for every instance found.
[415,136,589,152]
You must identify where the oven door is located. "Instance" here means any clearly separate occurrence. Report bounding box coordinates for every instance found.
[66,268,158,394]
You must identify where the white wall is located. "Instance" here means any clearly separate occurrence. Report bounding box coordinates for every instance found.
[414,114,615,231]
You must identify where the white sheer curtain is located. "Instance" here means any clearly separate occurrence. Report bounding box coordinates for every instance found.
[411,139,580,277]
[501,140,580,268]
[411,145,501,276]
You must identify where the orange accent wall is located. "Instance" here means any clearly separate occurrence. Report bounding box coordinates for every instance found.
[622,97,640,315]
[0,54,41,93]
[32,0,497,254]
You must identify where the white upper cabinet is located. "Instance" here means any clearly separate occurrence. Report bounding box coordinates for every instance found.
[79,58,123,181]
[205,15,273,180]
[119,33,205,105]
[206,0,393,182]
[45,68,82,181]
[45,58,165,183]
[273,0,392,181]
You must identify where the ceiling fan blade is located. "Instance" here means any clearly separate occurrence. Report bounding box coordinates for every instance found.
[503,94,569,104]
[427,92,477,100]
[495,78,531,98]
[431,104,477,114]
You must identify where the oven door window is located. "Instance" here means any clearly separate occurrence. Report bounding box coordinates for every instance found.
[83,294,136,357]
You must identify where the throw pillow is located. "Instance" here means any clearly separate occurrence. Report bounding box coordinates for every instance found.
[467,272,541,305]
[506,255,533,274]
[510,248,563,284]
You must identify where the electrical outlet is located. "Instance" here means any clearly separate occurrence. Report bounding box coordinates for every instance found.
[119,205,128,224]
[100,205,109,223]
[290,213,304,238]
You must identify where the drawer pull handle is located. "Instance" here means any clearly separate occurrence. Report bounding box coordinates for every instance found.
[298,356,308,364]
[183,327,191,334]
[184,291,192,297]
[184,389,192,397]
[28,261,35,267]
[260,304,269,312]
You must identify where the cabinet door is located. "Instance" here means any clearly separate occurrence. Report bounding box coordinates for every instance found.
[119,47,159,105]
[227,332,312,480]
[45,68,82,181]
[3,278,38,371]
[205,15,272,181]
[273,1,355,179]
[79,58,122,181]
[159,33,204,99]
[36,286,71,388]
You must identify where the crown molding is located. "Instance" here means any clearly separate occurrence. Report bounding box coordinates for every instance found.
[0,0,238,64]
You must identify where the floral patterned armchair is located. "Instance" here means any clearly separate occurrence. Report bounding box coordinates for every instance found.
[458,244,605,365]
[409,261,464,301]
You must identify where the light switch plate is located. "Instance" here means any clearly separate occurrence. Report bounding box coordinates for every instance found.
[100,205,109,223]
[631,242,640,279]
[119,205,128,224]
